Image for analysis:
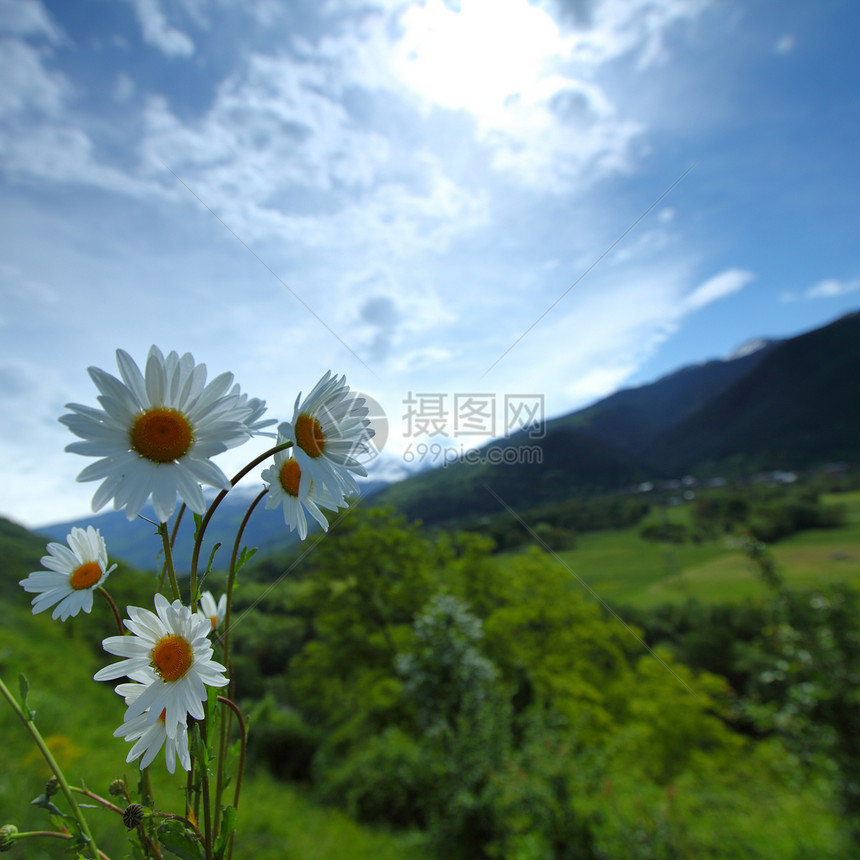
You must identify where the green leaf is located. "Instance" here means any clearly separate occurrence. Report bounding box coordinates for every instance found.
[31,793,68,818]
[18,672,35,720]
[234,546,257,576]
[157,822,204,860]
[202,542,223,582]
[214,806,237,860]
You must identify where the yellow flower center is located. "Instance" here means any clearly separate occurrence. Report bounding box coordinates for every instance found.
[158,708,167,724]
[151,635,193,682]
[69,561,102,590]
[278,458,302,498]
[208,616,218,630]
[130,409,193,463]
[294,414,325,458]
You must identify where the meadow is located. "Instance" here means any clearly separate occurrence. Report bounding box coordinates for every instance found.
[550,490,860,607]
[3,486,860,858]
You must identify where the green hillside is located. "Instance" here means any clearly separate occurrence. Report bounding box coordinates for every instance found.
[5,500,860,858]
[0,517,433,860]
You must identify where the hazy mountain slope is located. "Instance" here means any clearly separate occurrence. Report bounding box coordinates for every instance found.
[36,481,391,572]
[372,313,859,527]
[372,426,648,527]
[36,489,300,573]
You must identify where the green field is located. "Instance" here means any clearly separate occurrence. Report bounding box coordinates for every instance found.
[530,491,860,608]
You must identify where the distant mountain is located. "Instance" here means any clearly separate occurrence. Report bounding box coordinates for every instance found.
[37,479,390,573]
[556,339,777,453]
[372,312,860,528]
[642,311,860,474]
[375,425,649,526]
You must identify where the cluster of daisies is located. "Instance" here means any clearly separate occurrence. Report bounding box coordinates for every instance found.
[19,346,374,773]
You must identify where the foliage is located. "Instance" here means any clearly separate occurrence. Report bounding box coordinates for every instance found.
[226,507,853,858]
[687,487,845,544]
[8,489,860,858]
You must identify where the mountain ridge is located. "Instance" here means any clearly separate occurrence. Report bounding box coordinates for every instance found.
[371,311,860,528]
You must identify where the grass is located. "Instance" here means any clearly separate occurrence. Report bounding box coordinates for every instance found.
[527,491,860,609]
[0,603,433,860]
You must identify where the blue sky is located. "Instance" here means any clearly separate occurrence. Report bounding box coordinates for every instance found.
[1,0,859,528]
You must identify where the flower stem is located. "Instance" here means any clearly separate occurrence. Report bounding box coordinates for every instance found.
[214,489,265,835]
[158,504,186,594]
[71,785,124,815]
[158,522,182,601]
[189,441,291,609]
[198,711,214,860]
[2,830,111,859]
[0,675,102,859]
[219,697,247,808]
[98,587,124,636]
[218,697,247,860]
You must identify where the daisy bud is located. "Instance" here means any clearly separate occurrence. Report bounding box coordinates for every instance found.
[44,776,59,798]
[108,778,127,798]
[123,804,146,830]
[0,825,18,852]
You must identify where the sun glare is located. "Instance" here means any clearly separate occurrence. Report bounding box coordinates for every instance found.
[395,0,563,123]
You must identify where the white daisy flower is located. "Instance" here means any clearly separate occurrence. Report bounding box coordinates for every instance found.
[198,590,227,631]
[60,346,254,522]
[94,593,228,737]
[19,526,117,622]
[114,670,191,774]
[279,371,374,498]
[229,384,278,438]
[262,443,349,540]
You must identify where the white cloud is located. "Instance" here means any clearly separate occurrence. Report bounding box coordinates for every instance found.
[0,0,63,42]
[684,268,754,312]
[0,38,67,117]
[805,277,860,299]
[322,0,711,194]
[140,47,489,253]
[774,34,795,55]
[125,0,195,57]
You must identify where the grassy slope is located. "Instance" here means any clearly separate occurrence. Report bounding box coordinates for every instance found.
[524,491,860,609]
[0,611,433,860]
[0,520,432,860]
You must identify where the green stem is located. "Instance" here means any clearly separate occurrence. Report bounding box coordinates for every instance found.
[199,712,214,860]
[189,441,291,609]
[215,489,266,833]
[158,504,186,594]
[4,830,111,859]
[158,523,182,601]
[219,697,247,860]
[218,697,247,810]
[0,676,102,859]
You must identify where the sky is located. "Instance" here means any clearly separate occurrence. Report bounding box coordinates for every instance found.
[1,0,859,530]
